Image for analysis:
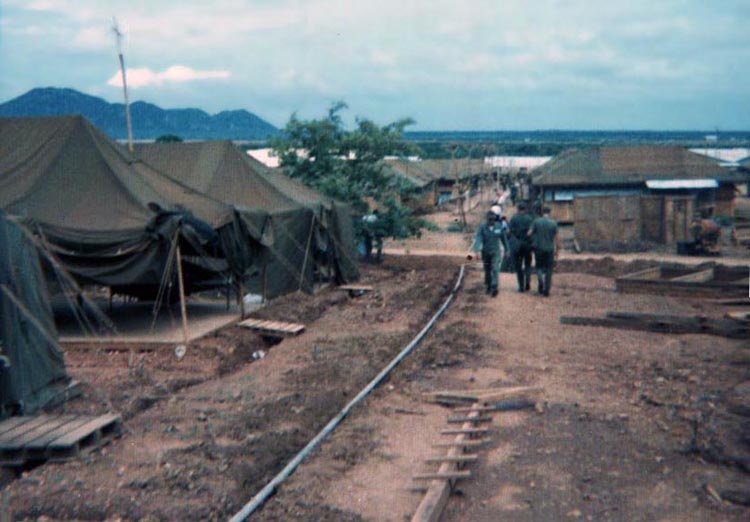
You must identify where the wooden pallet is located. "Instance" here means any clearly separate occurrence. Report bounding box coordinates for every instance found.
[238,318,305,336]
[0,414,122,466]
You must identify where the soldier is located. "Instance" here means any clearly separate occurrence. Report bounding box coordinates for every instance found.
[529,206,560,297]
[508,201,534,292]
[468,211,508,297]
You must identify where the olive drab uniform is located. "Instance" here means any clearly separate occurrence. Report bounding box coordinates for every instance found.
[472,220,507,296]
[508,211,534,292]
[530,215,558,296]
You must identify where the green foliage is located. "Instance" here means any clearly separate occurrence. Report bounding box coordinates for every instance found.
[270,102,425,240]
[155,134,183,143]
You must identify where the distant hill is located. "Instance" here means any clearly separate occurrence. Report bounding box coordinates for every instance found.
[0,87,279,140]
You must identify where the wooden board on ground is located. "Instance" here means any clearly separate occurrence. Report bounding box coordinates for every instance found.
[0,414,122,466]
[615,265,747,298]
[338,284,374,297]
[422,386,541,405]
[238,318,305,336]
[561,311,750,339]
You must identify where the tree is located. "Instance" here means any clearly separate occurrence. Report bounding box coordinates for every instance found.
[271,102,428,241]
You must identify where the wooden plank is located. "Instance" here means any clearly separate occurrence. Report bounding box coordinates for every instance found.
[670,268,714,283]
[23,416,93,448]
[615,277,747,299]
[561,314,750,339]
[413,471,472,481]
[425,455,479,463]
[440,428,489,435]
[47,413,122,447]
[238,318,305,336]
[339,285,374,292]
[412,403,484,522]
[0,416,78,465]
[447,416,492,424]
[0,415,76,446]
[0,417,38,437]
[0,417,54,444]
[432,439,489,448]
[423,385,539,404]
[727,311,750,323]
[451,405,509,413]
[9,417,93,463]
[618,266,661,280]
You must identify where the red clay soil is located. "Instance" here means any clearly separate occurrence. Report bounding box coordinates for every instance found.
[1,256,461,521]
[2,251,749,521]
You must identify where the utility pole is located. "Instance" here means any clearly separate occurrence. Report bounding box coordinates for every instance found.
[112,18,134,152]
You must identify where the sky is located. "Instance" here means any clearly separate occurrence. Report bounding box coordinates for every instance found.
[1,0,749,131]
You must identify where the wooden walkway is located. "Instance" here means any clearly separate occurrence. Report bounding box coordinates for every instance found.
[238,318,305,337]
[0,414,122,466]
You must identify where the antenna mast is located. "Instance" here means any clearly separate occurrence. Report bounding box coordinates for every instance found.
[112,18,134,151]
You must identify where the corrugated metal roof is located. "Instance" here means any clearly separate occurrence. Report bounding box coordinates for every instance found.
[690,148,750,164]
[532,145,747,187]
[485,156,552,169]
[645,179,718,189]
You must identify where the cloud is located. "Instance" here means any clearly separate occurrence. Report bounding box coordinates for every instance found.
[107,65,230,89]
[370,50,396,67]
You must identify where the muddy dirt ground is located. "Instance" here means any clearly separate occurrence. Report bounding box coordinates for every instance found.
[2,207,749,521]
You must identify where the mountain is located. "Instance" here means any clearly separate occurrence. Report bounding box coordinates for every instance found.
[0,87,279,140]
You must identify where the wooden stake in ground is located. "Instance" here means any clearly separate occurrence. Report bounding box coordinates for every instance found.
[175,245,189,347]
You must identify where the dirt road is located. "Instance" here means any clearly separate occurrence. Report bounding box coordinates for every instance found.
[250,263,749,522]
[2,205,749,521]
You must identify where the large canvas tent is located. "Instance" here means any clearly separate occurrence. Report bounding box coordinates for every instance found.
[0,116,258,298]
[135,141,358,297]
[0,212,70,418]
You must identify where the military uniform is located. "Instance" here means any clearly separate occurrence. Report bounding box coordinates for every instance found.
[530,215,558,296]
[508,211,534,292]
[472,221,507,296]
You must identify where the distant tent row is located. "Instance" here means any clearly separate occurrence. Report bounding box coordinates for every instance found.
[0,212,70,418]
[0,115,358,303]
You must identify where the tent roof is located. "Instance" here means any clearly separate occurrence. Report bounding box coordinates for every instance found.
[0,115,235,231]
[134,141,305,214]
[532,145,747,187]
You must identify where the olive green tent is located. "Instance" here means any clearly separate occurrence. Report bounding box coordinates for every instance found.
[244,154,359,285]
[0,116,259,298]
[135,141,358,297]
[0,212,70,418]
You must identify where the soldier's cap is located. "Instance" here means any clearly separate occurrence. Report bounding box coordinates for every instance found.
[517,202,527,210]
[486,210,496,218]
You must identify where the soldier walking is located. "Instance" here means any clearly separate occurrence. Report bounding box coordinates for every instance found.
[469,211,508,297]
[529,206,560,297]
[508,202,534,292]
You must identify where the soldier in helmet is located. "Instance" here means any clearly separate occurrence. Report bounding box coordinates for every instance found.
[469,210,508,297]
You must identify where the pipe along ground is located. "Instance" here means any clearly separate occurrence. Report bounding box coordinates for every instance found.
[229,264,467,521]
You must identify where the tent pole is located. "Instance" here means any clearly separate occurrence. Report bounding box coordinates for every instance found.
[262,263,268,305]
[298,216,316,292]
[239,280,245,319]
[175,245,189,346]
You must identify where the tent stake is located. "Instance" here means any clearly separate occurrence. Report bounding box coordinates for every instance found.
[175,245,189,346]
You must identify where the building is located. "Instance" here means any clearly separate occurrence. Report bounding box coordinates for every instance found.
[531,146,748,247]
